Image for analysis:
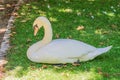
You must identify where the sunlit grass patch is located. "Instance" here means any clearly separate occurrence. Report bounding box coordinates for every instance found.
[5,66,102,80]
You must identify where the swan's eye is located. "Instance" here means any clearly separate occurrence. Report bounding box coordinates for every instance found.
[33,24,39,29]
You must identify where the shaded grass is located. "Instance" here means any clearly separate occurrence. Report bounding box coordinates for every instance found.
[4,0,120,80]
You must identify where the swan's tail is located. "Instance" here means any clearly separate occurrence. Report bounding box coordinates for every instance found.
[81,46,112,61]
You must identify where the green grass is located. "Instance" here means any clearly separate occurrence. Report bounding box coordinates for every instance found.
[4,0,120,80]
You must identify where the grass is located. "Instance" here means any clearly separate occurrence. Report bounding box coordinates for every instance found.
[4,0,120,80]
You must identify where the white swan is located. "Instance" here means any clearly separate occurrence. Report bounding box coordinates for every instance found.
[27,16,112,64]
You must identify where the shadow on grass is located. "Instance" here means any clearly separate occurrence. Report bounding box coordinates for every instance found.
[5,0,120,79]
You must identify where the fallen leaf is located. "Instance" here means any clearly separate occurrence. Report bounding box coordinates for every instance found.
[15,15,21,18]
[95,29,102,34]
[61,73,70,77]
[76,26,84,30]
[77,12,81,16]
[14,47,19,50]
[97,67,102,74]
[6,4,11,8]
[14,7,19,11]
[56,34,60,38]
[42,65,48,69]
[67,35,72,39]
[0,60,8,74]
[20,12,25,15]
[21,20,27,22]
[30,66,36,70]
[12,32,16,34]
[103,31,109,34]
[9,33,14,37]
[54,66,61,69]
[99,42,104,45]
[97,67,110,77]
[0,66,5,72]
[113,73,120,76]
[26,38,32,44]
[89,12,93,16]
[39,68,42,71]
[0,60,8,67]
[63,64,67,68]
[11,3,16,7]
[27,38,32,42]
[111,24,117,29]
[11,12,18,16]
[72,63,80,66]
[103,73,110,77]
[98,72,103,75]
[0,8,5,10]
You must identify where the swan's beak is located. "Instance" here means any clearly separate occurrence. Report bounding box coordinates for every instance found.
[34,25,39,36]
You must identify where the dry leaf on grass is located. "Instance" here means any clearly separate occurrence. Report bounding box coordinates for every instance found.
[26,38,32,44]
[111,24,117,29]
[0,60,8,67]
[55,34,60,38]
[0,8,5,10]
[72,63,80,66]
[0,60,8,78]
[42,65,48,69]
[61,73,70,77]
[76,26,84,31]
[30,66,36,70]
[11,12,19,16]
[12,32,16,34]
[20,20,27,22]
[67,35,72,39]
[6,4,11,8]
[54,66,61,69]
[27,38,32,42]
[21,18,30,22]
[99,42,104,45]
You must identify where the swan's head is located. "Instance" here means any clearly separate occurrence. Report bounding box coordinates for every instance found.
[33,17,44,36]
[33,24,39,36]
[33,16,50,36]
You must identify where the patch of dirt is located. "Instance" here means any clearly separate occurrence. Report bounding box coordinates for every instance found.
[0,1,17,45]
[0,0,17,79]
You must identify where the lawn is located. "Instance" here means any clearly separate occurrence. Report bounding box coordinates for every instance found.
[4,0,120,80]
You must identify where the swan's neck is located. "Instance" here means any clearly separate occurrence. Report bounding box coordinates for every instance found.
[27,19,52,55]
[41,22,52,45]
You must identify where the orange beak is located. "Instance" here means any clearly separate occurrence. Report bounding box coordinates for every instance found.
[34,25,39,36]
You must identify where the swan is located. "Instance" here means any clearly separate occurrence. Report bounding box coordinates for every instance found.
[27,16,112,64]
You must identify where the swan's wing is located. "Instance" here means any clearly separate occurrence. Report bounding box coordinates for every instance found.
[39,39,96,59]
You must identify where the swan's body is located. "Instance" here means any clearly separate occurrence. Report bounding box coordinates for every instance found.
[27,17,112,64]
